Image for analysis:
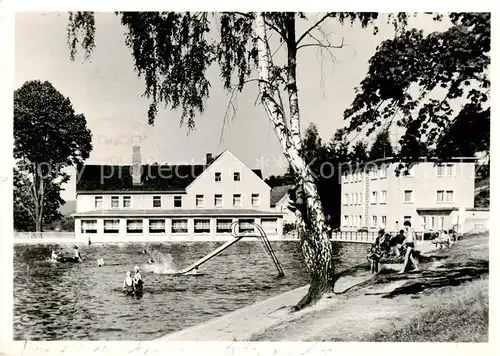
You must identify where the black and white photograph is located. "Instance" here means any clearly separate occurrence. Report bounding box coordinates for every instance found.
[0,2,493,352]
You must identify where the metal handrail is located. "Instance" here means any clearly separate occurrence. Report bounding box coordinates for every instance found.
[229,221,284,277]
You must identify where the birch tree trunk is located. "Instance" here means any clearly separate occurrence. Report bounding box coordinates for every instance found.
[31,164,44,238]
[255,12,335,309]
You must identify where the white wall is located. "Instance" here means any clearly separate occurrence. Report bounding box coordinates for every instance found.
[273,195,297,224]
[340,160,476,232]
[461,209,489,233]
[186,151,271,210]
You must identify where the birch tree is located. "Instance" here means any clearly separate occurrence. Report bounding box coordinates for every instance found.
[67,11,406,308]
[14,80,92,235]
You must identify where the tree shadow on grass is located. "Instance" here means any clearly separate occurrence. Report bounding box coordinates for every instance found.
[367,259,488,298]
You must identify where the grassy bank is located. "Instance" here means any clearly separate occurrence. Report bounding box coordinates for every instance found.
[249,232,489,342]
[369,278,488,342]
[369,233,489,342]
[159,232,488,342]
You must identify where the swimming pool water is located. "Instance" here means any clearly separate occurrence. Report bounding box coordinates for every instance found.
[13,241,367,340]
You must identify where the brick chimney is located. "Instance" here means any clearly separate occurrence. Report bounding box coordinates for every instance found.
[206,153,213,164]
[131,136,142,185]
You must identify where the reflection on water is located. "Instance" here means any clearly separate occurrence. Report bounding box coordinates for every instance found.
[13,241,368,340]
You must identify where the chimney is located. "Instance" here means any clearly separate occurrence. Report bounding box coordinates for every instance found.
[206,153,213,164]
[131,136,142,185]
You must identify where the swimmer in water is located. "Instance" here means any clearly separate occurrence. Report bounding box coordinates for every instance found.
[133,266,143,294]
[51,250,59,261]
[147,258,155,264]
[123,271,134,294]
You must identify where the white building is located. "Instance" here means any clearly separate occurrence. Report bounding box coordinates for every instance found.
[340,157,477,233]
[73,146,284,242]
[270,185,297,225]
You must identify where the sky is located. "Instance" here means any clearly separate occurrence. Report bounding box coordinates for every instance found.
[14,12,451,201]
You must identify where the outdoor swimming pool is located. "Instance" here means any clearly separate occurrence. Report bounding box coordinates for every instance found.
[13,241,368,340]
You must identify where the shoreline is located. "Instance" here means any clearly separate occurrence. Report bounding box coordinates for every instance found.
[156,233,487,341]
[12,237,374,244]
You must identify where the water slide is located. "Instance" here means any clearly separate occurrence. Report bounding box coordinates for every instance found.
[172,235,245,275]
[171,222,284,277]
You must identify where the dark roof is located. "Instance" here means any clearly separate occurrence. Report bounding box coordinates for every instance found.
[270,185,294,206]
[74,208,283,217]
[76,163,263,192]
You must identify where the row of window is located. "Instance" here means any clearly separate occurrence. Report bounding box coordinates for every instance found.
[342,215,448,230]
[421,215,447,230]
[94,193,261,209]
[342,189,454,205]
[342,163,456,184]
[81,218,278,234]
[215,171,240,182]
[342,165,388,184]
[342,215,387,229]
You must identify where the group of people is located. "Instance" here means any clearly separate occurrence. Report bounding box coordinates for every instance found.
[367,221,420,274]
[123,265,144,296]
[431,229,458,249]
[50,246,82,263]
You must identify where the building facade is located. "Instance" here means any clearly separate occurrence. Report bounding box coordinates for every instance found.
[270,185,297,225]
[73,148,284,242]
[340,157,476,233]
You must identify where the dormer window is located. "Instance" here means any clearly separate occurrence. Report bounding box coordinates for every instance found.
[94,196,103,208]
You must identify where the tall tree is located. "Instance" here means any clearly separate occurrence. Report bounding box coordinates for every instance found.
[368,129,394,160]
[265,172,295,188]
[288,123,340,229]
[67,11,408,308]
[13,166,65,231]
[350,140,369,163]
[344,13,490,170]
[14,80,92,234]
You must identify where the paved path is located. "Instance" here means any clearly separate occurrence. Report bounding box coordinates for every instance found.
[157,272,374,341]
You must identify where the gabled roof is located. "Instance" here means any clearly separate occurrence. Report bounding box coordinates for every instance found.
[270,185,294,206]
[76,152,263,193]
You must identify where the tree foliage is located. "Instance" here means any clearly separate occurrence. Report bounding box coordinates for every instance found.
[344,13,490,166]
[351,140,369,163]
[13,167,65,231]
[14,80,92,232]
[67,12,395,131]
[369,129,394,160]
[265,172,295,188]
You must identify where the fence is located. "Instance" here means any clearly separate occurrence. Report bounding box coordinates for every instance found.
[15,230,427,243]
[331,231,377,243]
[333,230,429,243]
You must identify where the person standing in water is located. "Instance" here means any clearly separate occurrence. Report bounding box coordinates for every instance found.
[123,271,134,294]
[399,221,420,273]
[133,266,143,293]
